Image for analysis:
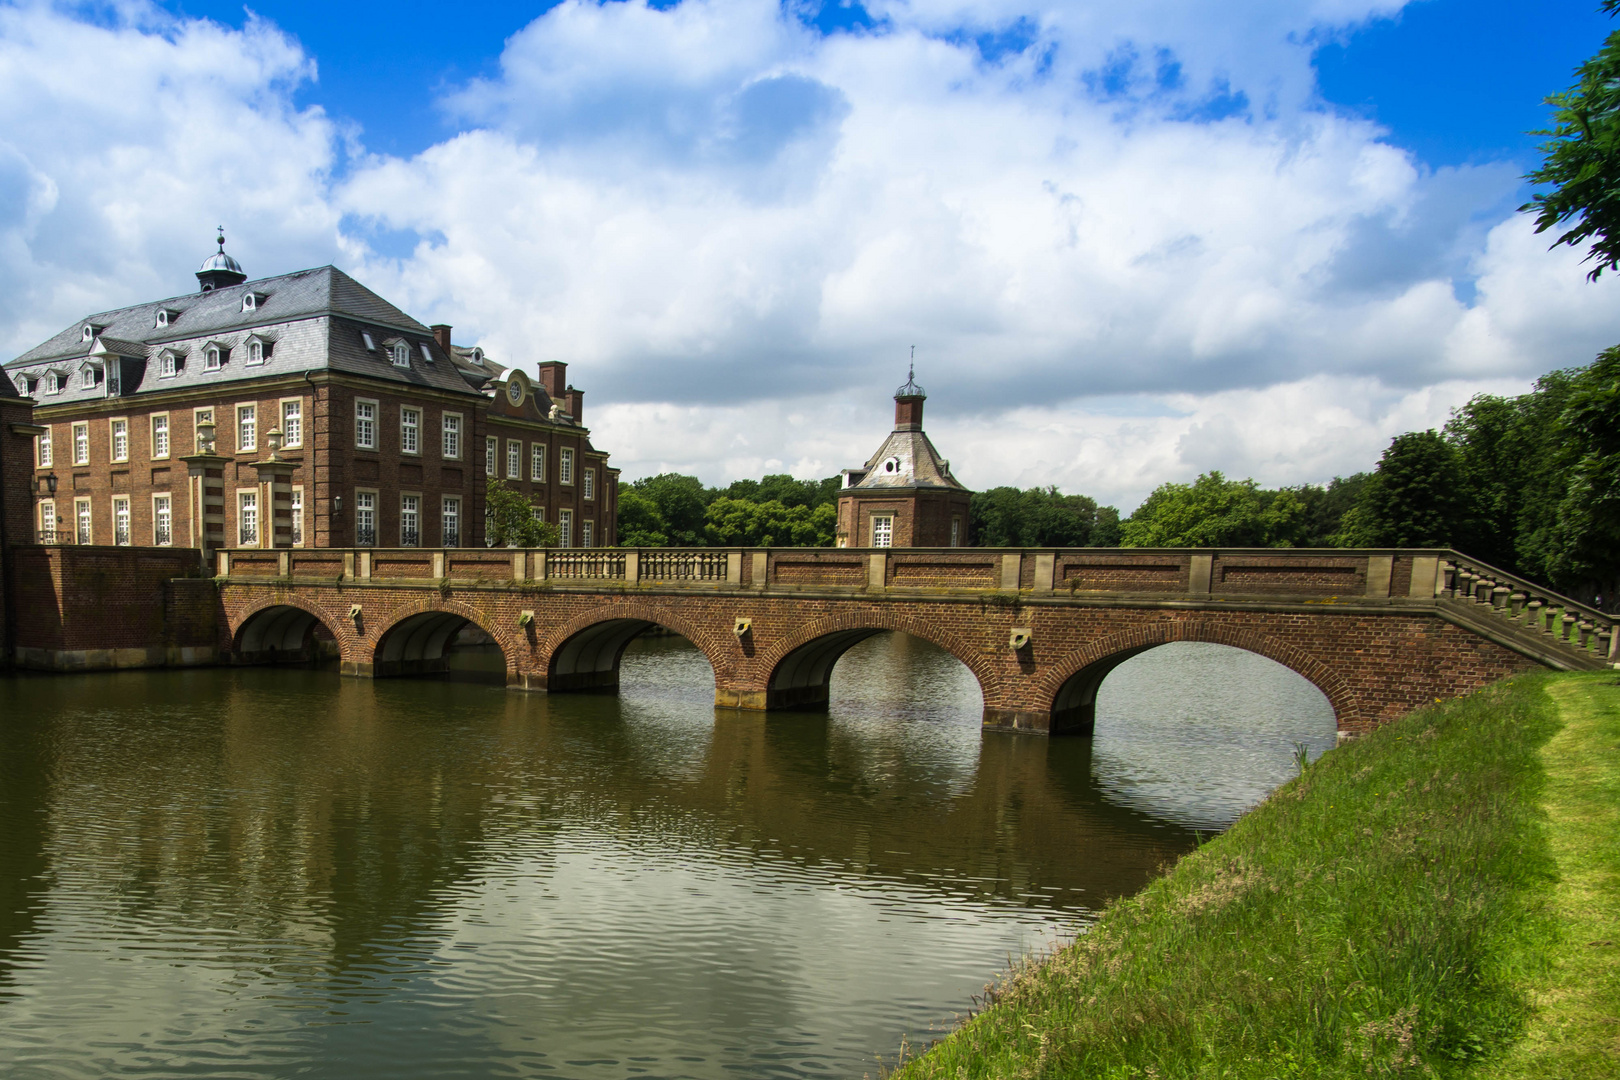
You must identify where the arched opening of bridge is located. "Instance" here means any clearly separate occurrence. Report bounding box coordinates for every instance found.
[1056,642,1338,828]
[232,605,340,666]
[549,619,714,698]
[769,629,984,724]
[371,612,508,684]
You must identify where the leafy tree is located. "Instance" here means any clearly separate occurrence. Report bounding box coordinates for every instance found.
[1545,346,1620,589]
[1522,1,1620,279]
[624,473,709,546]
[725,474,841,510]
[703,499,836,546]
[1292,474,1369,547]
[485,479,560,547]
[1341,431,1468,548]
[1122,472,1305,547]
[615,486,669,547]
[970,486,1119,547]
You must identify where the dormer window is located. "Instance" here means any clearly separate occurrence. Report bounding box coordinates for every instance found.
[81,324,93,342]
[204,345,226,372]
[242,292,267,312]
[361,331,376,351]
[18,374,35,395]
[155,309,177,328]
[80,365,99,389]
[246,337,273,365]
[45,372,61,394]
[391,342,410,368]
[882,456,901,474]
[159,351,182,378]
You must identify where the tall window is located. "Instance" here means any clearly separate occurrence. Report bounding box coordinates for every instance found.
[204,346,223,371]
[443,496,461,547]
[159,352,178,378]
[247,340,265,365]
[582,520,595,548]
[75,498,91,544]
[871,515,893,547]
[950,517,961,547]
[110,419,128,462]
[281,400,302,447]
[81,366,97,389]
[355,400,376,449]
[151,415,170,459]
[112,496,131,546]
[401,407,421,454]
[558,508,574,549]
[356,492,376,546]
[442,414,461,459]
[531,443,546,482]
[506,439,521,479]
[290,488,303,546]
[401,494,420,546]
[154,495,172,546]
[485,436,497,476]
[38,499,55,544]
[238,491,259,547]
[72,422,89,465]
[236,405,256,452]
[36,426,51,468]
[582,468,595,501]
[391,342,410,368]
[46,371,60,394]
[559,448,575,485]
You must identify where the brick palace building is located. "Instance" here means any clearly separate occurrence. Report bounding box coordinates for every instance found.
[2,236,617,552]
[836,368,972,547]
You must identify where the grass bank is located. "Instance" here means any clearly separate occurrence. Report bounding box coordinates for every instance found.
[891,672,1619,1078]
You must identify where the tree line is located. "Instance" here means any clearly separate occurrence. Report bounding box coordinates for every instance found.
[616,350,1619,601]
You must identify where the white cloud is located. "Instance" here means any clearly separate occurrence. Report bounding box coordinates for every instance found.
[2,0,1617,512]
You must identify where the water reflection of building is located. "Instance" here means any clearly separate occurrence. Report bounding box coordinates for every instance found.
[837,368,972,547]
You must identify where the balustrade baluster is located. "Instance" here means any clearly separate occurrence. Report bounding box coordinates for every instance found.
[1579,620,1594,649]
[1525,599,1543,629]
[1491,585,1509,609]
[1508,592,1526,618]
[1561,612,1577,642]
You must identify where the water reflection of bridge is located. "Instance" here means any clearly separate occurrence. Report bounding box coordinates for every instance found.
[216,546,1611,736]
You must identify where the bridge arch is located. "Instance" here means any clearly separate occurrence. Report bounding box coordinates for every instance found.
[230,596,349,666]
[1039,622,1352,735]
[756,611,995,712]
[539,605,732,694]
[368,599,514,683]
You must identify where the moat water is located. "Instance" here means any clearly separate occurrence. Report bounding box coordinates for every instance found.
[0,634,1336,1079]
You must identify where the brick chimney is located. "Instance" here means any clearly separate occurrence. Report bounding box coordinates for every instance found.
[430,325,452,354]
[565,386,584,423]
[894,394,924,431]
[537,361,568,401]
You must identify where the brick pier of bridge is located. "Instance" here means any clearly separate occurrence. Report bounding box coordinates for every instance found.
[158,544,1611,737]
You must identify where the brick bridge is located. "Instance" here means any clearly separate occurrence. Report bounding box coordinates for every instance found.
[190,545,1617,736]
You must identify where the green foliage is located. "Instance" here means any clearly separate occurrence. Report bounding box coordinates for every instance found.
[1121,471,1312,547]
[893,674,1564,1078]
[970,486,1120,547]
[721,474,841,510]
[1545,345,1620,587]
[621,473,710,546]
[1343,430,1469,548]
[485,479,559,547]
[615,486,669,547]
[1522,3,1620,279]
[703,499,837,546]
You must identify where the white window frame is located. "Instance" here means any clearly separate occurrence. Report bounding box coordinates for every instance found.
[36,425,52,468]
[72,422,89,466]
[559,447,575,486]
[391,342,410,368]
[442,495,461,547]
[237,489,260,548]
[150,413,170,460]
[485,436,497,476]
[582,519,595,548]
[280,398,303,448]
[80,364,97,389]
[558,508,573,549]
[355,488,378,547]
[400,493,421,547]
[531,443,546,483]
[109,417,129,463]
[506,439,521,480]
[153,493,173,547]
[236,403,257,453]
[45,371,60,394]
[159,351,179,378]
[441,412,462,460]
[111,495,131,546]
[871,514,894,548]
[74,497,92,545]
[582,467,595,501]
[354,398,378,450]
[246,339,265,365]
[204,345,223,371]
[400,406,421,455]
[38,498,56,543]
[290,485,304,547]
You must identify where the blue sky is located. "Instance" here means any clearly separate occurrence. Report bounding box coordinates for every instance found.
[5,0,1620,505]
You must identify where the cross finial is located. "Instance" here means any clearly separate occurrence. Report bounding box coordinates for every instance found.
[216,226,226,250]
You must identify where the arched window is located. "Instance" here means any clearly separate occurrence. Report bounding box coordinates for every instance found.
[391,343,410,368]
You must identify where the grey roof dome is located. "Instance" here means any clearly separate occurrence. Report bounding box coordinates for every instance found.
[895,362,926,399]
[195,229,247,291]
[199,248,243,275]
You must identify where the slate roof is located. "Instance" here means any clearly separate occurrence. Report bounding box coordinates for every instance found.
[4,266,483,404]
[847,428,966,491]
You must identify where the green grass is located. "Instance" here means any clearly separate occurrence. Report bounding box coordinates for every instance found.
[890,673,1594,1079]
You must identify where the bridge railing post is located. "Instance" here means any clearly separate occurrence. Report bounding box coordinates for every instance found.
[625,551,639,584]
[1365,555,1393,598]
[1033,552,1055,593]
[999,552,1021,591]
[726,551,742,584]
[1188,553,1212,598]
[867,552,887,591]
[751,551,768,589]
